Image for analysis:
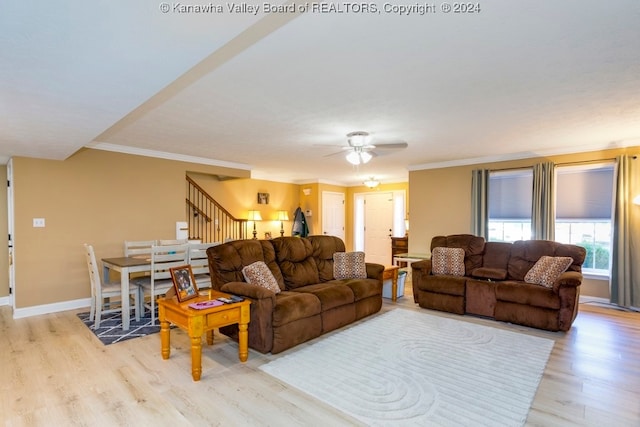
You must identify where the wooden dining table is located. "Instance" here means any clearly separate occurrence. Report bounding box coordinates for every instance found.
[102,256,151,331]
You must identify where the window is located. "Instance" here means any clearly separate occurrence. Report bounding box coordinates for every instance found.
[488,169,533,242]
[555,164,614,275]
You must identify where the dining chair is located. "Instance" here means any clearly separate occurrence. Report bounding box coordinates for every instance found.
[84,244,141,328]
[124,240,155,258]
[140,243,189,325]
[188,242,221,290]
[156,239,190,246]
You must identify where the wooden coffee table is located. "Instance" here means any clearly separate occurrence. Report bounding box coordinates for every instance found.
[157,290,251,381]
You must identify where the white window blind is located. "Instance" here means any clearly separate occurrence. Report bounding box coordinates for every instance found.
[556,165,614,219]
[489,169,533,219]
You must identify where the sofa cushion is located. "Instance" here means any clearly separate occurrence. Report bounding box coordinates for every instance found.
[271,237,320,289]
[207,239,285,291]
[524,256,573,288]
[272,291,322,326]
[507,240,586,281]
[482,241,512,270]
[333,278,382,301]
[431,247,465,276]
[431,234,485,273]
[419,275,466,296]
[471,267,508,280]
[242,261,281,294]
[333,251,367,279]
[495,281,561,310]
[308,235,346,282]
[291,282,354,310]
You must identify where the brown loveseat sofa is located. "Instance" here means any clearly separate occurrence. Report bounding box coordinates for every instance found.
[411,234,587,332]
[207,235,384,354]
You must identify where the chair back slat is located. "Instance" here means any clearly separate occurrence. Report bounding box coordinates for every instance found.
[151,244,189,281]
[124,240,155,258]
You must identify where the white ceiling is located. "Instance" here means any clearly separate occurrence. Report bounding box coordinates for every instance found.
[2,0,640,185]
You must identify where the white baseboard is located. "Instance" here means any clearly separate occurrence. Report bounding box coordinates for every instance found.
[0,296,10,306]
[13,298,91,319]
[579,295,609,304]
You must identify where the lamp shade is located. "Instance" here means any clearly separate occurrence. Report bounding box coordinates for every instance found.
[346,150,372,165]
[247,210,262,221]
[278,210,289,221]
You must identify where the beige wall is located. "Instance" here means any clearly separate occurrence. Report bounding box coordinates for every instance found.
[408,146,640,299]
[0,165,7,298]
[11,149,249,308]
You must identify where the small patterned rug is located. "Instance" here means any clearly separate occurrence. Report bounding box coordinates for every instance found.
[261,308,554,426]
[77,311,162,345]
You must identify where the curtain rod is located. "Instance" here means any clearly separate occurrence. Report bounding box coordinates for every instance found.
[487,157,621,172]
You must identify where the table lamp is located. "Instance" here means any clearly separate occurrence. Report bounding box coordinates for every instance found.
[247,210,262,239]
[278,210,289,237]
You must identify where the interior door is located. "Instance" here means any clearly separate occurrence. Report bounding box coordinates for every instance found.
[363,192,393,265]
[322,191,345,240]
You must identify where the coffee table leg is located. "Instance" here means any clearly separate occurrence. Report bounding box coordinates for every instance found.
[160,319,171,360]
[238,322,248,362]
[206,329,214,345]
[190,335,202,381]
[392,269,398,302]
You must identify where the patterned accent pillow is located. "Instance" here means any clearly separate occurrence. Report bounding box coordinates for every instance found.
[524,256,573,288]
[333,252,367,280]
[241,261,281,294]
[431,247,465,276]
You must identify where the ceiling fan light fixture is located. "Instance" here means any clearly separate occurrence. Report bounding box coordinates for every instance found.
[346,151,361,165]
[360,151,372,163]
[364,177,380,188]
[345,149,372,165]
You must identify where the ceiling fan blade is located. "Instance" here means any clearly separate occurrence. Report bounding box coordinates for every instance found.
[323,150,347,158]
[373,142,408,150]
[312,144,347,148]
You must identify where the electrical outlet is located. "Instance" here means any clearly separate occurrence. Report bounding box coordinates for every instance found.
[33,218,45,228]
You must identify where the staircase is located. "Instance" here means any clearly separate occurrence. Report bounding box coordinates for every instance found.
[186,176,248,242]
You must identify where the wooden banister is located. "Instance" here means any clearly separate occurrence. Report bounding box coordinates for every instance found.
[186,175,248,242]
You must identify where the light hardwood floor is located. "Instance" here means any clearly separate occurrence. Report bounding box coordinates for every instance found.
[1,286,639,426]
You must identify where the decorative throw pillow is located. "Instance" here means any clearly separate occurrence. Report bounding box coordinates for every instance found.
[431,247,465,276]
[333,251,367,280]
[241,261,281,294]
[524,256,573,288]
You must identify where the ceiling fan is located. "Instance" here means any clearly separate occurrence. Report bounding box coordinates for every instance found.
[320,131,409,165]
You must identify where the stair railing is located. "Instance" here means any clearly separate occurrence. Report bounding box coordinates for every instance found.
[186,176,248,242]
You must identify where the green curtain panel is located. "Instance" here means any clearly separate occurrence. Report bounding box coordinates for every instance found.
[531,162,556,240]
[471,169,489,239]
[611,155,640,308]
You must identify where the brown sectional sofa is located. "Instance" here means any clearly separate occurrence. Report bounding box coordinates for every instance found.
[207,235,384,354]
[411,234,587,332]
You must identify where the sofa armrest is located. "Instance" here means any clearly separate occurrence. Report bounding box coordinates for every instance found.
[220,281,278,302]
[366,263,385,280]
[219,281,277,354]
[411,259,432,276]
[553,271,583,292]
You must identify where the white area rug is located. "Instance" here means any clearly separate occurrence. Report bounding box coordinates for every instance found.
[260,309,554,426]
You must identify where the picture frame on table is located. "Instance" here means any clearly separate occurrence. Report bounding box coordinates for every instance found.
[170,265,199,302]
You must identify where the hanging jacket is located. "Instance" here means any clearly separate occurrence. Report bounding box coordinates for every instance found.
[292,207,309,237]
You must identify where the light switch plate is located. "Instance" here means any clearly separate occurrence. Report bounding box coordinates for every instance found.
[33,218,45,227]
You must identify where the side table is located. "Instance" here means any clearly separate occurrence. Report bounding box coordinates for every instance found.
[393,252,430,267]
[383,265,400,302]
[158,291,251,381]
